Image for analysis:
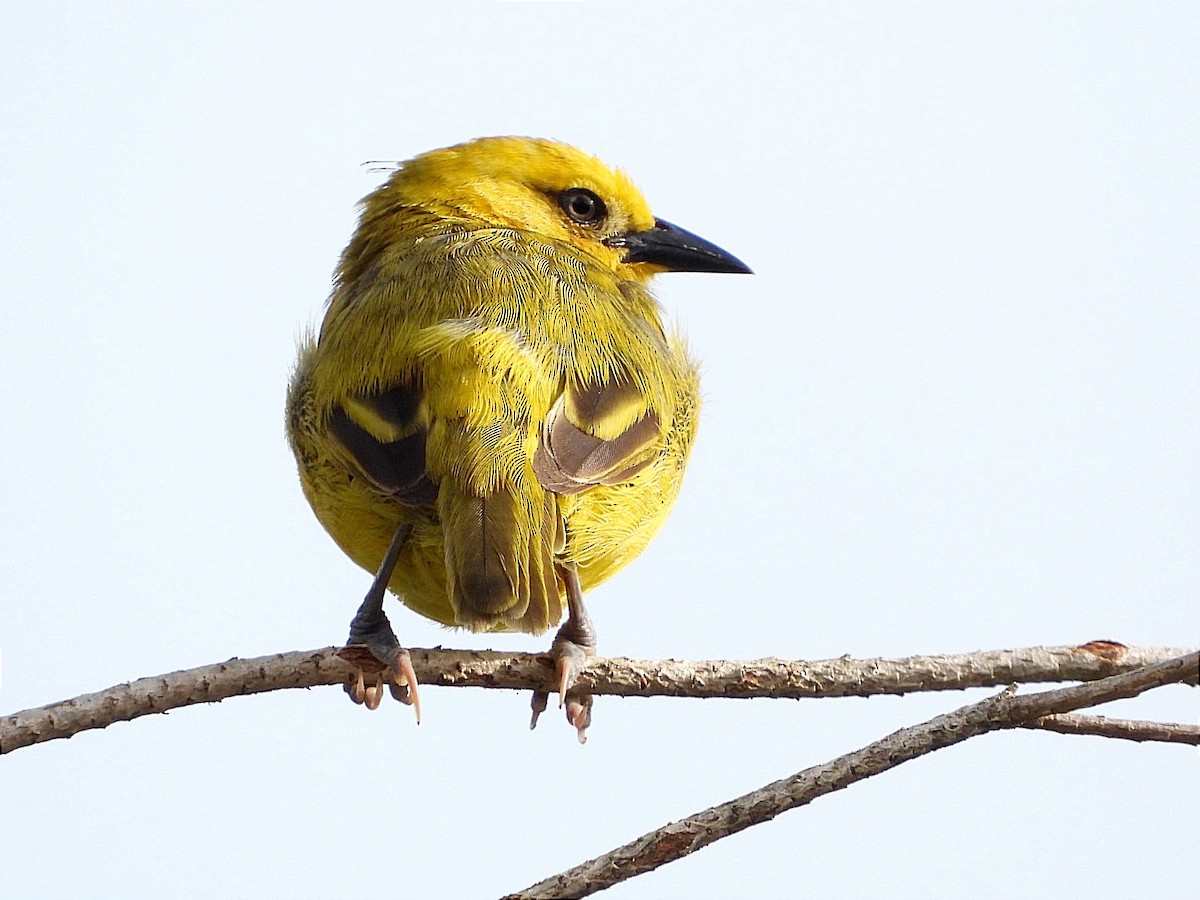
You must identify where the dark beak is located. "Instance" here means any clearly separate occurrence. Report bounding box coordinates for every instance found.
[606,219,752,274]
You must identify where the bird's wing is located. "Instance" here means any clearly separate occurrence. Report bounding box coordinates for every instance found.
[532,372,663,495]
[326,381,438,506]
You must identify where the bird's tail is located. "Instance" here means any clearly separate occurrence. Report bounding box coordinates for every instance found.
[439,477,564,634]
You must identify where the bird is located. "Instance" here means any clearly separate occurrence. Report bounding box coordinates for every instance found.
[285,136,750,740]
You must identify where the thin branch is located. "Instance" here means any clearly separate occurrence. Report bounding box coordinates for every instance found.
[503,651,1199,900]
[1,641,1195,754]
[1022,713,1199,744]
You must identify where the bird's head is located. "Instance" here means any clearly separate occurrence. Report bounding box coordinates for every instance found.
[369,136,751,281]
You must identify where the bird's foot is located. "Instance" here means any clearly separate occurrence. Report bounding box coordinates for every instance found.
[529,627,596,743]
[530,562,596,742]
[338,522,421,720]
[338,630,421,722]
[339,645,421,720]
[340,525,424,724]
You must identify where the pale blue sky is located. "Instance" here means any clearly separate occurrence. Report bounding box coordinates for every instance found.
[2,3,1197,898]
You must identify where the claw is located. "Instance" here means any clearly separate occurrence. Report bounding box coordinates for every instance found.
[346,669,368,705]
[565,694,592,744]
[555,651,582,707]
[390,650,422,724]
[549,640,593,742]
[530,690,549,730]
[364,674,385,710]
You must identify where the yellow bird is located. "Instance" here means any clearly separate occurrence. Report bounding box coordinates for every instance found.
[286,137,750,738]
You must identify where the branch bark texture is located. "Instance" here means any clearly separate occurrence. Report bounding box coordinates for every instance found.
[1022,713,1199,744]
[2,641,1195,754]
[503,651,1200,899]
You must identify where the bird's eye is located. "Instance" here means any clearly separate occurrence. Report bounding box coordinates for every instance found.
[558,188,607,226]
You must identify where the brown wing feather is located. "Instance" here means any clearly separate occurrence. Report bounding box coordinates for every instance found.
[533,374,662,495]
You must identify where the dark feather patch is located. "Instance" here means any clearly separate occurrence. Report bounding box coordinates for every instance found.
[367,383,423,428]
[328,382,436,505]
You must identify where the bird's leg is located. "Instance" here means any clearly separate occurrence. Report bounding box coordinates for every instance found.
[530,562,595,742]
[341,521,421,722]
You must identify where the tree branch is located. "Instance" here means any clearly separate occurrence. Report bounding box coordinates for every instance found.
[1021,713,1199,744]
[1,641,1194,754]
[503,651,1200,900]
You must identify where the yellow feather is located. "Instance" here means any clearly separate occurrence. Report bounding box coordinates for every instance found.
[286,136,746,636]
